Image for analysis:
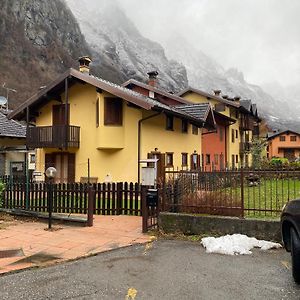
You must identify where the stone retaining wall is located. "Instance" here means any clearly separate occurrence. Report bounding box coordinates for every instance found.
[159,212,281,242]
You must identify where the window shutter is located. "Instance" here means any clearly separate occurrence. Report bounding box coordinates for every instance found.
[68,153,75,183]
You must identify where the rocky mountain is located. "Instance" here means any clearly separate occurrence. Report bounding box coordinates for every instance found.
[160,35,300,131]
[65,0,188,93]
[0,0,90,107]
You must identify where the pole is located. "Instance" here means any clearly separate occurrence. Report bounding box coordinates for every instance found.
[87,185,95,227]
[240,167,244,218]
[48,179,53,229]
[25,107,30,209]
[141,185,148,233]
[88,158,90,184]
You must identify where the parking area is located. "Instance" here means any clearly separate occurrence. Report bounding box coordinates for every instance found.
[0,239,299,299]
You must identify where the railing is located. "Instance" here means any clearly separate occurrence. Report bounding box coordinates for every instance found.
[161,169,300,219]
[239,116,254,131]
[2,182,141,216]
[27,125,80,149]
[240,141,251,153]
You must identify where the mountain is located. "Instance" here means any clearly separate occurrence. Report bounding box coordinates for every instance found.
[161,34,300,129]
[65,0,188,93]
[0,0,90,108]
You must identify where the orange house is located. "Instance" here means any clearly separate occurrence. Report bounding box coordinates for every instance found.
[267,130,300,161]
[202,111,236,171]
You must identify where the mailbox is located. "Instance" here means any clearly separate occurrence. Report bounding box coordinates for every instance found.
[146,189,158,207]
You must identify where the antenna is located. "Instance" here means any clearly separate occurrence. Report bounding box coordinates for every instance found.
[2,83,17,112]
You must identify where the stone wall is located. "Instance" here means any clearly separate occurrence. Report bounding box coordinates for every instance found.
[159,212,281,242]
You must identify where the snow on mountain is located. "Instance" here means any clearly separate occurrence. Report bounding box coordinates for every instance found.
[65,0,188,92]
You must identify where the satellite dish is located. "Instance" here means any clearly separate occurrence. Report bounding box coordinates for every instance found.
[0,96,7,106]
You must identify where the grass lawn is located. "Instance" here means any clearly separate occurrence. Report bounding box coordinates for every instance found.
[235,178,300,219]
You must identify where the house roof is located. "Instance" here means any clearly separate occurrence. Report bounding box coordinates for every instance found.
[178,86,240,109]
[240,100,252,111]
[9,69,212,128]
[0,111,26,138]
[122,79,190,105]
[267,130,300,140]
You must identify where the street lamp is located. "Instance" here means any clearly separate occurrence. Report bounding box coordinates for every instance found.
[45,167,57,229]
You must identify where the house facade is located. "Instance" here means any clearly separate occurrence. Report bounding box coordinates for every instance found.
[10,58,215,183]
[266,130,300,161]
[178,88,259,169]
[0,110,35,178]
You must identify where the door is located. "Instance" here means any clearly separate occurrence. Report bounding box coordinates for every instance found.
[284,149,295,162]
[45,152,75,183]
[147,152,165,183]
[52,105,69,148]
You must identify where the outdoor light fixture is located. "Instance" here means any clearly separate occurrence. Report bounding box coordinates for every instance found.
[45,167,57,179]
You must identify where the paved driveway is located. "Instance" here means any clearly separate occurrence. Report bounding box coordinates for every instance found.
[0,239,299,300]
[0,215,149,274]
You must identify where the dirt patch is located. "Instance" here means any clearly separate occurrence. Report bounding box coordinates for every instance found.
[12,252,61,265]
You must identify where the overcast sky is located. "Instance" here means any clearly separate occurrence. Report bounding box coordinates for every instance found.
[115,0,300,88]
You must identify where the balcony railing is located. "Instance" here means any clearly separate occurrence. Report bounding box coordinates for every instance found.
[239,116,254,131]
[27,125,80,149]
[240,141,252,153]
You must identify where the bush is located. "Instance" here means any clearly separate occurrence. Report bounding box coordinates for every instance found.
[269,157,289,168]
[0,181,4,207]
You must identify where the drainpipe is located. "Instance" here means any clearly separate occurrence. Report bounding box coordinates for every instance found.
[138,111,162,184]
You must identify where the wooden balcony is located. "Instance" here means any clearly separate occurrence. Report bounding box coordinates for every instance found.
[27,125,80,149]
[239,116,254,131]
[240,141,252,153]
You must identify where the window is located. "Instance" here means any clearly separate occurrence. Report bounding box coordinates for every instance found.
[166,115,174,131]
[192,125,198,135]
[96,98,99,127]
[232,155,235,168]
[236,155,239,164]
[104,98,123,125]
[279,136,286,142]
[291,136,297,142]
[166,153,173,167]
[206,154,211,165]
[214,154,219,165]
[30,154,36,164]
[182,120,188,133]
[182,153,188,166]
[231,129,235,143]
[236,130,238,139]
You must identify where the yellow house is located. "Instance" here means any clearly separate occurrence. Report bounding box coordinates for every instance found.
[10,58,215,183]
[178,87,259,168]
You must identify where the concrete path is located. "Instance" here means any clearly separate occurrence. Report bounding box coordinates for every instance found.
[0,215,150,274]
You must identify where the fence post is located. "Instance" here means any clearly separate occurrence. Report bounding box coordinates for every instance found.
[116,182,122,215]
[240,167,244,218]
[141,185,148,233]
[87,185,95,227]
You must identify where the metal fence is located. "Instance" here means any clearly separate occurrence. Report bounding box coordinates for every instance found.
[161,169,300,218]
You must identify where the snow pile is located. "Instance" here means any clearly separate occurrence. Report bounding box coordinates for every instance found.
[201,234,282,255]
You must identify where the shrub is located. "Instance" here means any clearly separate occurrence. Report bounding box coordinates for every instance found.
[269,157,289,168]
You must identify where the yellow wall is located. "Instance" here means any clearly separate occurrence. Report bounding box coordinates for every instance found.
[181,92,254,168]
[35,83,202,182]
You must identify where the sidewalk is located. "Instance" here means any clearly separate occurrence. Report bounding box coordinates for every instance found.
[0,215,151,274]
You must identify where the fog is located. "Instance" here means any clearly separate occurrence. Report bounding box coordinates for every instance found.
[73,0,300,88]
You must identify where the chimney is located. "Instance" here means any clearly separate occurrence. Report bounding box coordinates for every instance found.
[147,71,159,87]
[78,56,92,74]
[222,95,228,99]
[214,90,221,96]
[234,96,241,102]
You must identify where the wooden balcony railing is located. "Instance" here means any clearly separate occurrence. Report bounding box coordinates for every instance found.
[240,141,252,153]
[27,125,80,149]
[239,116,254,131]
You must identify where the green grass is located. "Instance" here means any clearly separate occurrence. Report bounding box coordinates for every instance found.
[234,179,300,219]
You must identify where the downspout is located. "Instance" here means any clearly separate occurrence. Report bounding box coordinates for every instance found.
[138,111,162,184]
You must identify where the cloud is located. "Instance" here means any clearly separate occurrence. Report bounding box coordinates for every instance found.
[116,0,300,87]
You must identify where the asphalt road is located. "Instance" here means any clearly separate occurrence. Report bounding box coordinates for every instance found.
[0,239,299,300]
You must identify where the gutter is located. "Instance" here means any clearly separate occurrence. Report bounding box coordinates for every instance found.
[138,111,162,184]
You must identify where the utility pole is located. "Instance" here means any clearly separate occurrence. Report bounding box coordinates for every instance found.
[2,83,17,112]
